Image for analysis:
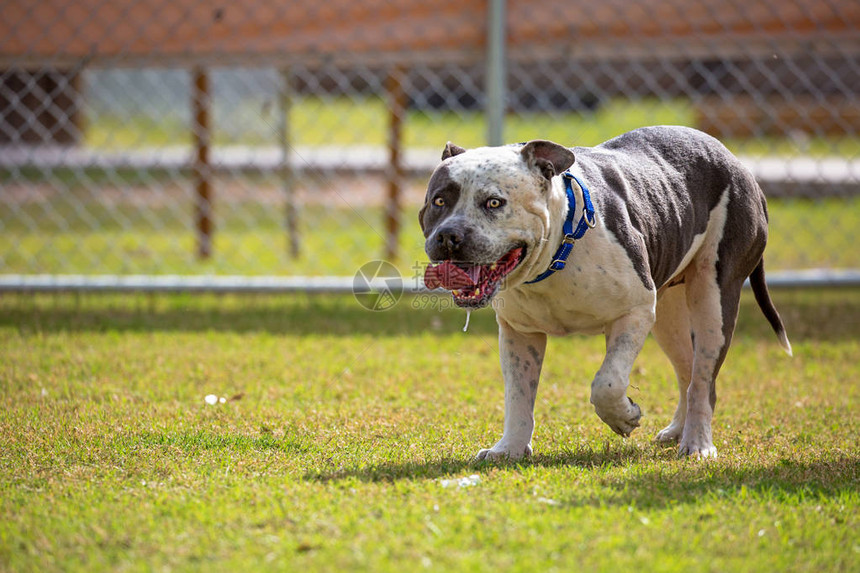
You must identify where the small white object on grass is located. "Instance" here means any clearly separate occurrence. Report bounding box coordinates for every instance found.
[463,310,471,333]
[439,474,481,488]
[204,394,218,405]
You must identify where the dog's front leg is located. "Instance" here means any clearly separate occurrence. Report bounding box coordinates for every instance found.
[475,319,547,461]
[590,304,655,437]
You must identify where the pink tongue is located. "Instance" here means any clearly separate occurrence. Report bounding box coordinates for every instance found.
[424,261,476,290]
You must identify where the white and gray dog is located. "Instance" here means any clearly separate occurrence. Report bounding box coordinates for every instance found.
[420,126,791,459]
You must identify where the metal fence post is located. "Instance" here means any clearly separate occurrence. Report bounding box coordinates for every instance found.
[279,68,300,259]
[486,0,507,146]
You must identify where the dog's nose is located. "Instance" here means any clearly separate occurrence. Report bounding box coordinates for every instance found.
[435,227,464,254]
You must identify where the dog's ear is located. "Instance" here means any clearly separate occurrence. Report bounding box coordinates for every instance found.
[418,202,428,234]
[520,140,575,181]
[441,142,467,160]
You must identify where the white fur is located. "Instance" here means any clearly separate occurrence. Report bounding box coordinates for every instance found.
[485,167,659,457]
[674,189,731,457]
[474,321,546,461]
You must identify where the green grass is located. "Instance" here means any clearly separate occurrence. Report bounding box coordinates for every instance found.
[1,201,403,277]
[2,194,859,276]
[6,96,858,276]
[1,289,858,571]
[84,96,860,157]
[0,194,860,277]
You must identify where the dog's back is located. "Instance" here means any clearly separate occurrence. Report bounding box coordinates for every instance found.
[573,125,769,292]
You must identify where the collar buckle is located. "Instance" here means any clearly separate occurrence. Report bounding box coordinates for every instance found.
[583,208,597,229]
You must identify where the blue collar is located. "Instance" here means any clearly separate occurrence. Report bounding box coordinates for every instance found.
[525,171,596,284]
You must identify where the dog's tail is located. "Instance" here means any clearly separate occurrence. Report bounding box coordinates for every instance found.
[749,259,793,356]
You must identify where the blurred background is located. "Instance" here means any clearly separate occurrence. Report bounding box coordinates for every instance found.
[1,0,858,290]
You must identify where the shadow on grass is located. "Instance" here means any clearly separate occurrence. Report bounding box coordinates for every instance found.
[304,442,653,483]
[581,453,860,509]
[2,289,859,340]
[0,293,501,337]
[305,444,858,508]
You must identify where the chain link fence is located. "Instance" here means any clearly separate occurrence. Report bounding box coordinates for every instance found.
[1,0,859,290]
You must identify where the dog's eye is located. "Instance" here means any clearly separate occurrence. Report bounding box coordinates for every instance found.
[433,197,445,207]
[485,197,505,209]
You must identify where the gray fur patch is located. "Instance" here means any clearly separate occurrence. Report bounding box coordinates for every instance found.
[575,126,746,290]
[419,164,461,236]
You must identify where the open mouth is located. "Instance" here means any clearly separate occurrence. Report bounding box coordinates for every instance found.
[423,246,525,308]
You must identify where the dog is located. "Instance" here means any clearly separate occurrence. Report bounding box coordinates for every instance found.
[420,126,791,459]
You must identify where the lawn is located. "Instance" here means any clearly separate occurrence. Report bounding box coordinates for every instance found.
[5,95,859,276]
[85,96,860,157]
[1,289,858,571]
[3,189,859,276]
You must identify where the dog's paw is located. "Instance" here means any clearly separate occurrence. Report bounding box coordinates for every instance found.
[678,441,718,458]
[678,423,717,458]
[594,397,642,437]
[678,430,717,458]
[474,443,532,462]
[654,421,684,444]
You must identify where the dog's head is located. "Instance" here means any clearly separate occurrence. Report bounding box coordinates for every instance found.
[419,140,575,309]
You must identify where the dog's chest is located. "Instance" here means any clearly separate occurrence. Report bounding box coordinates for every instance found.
[497,230,655,336]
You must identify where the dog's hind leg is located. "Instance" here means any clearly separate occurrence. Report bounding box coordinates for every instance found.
[678,178,767,457]
[651,284,694,444]
[680,266,744,457]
